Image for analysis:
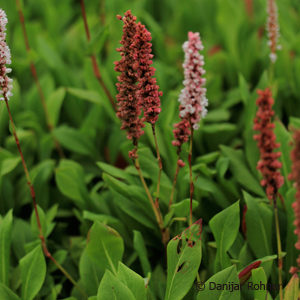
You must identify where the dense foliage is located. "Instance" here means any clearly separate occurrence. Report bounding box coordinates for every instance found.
[1,0,300,299]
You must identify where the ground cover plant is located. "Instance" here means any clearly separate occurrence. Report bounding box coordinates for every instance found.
[1,0,300,299]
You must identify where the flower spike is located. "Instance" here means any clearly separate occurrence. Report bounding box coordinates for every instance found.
[0,9,13,101]
[133,22,162,125]
[266,0,281,63]
[290,130,300,268]
[172,31,208,150]
[115,10,144,158]
[253,88,284,201]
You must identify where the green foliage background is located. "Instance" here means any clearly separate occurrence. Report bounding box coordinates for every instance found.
[0,0,300,299]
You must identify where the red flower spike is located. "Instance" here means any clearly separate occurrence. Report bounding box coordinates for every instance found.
[133,22,162,124]
[114,11,144,148]
[253,88,284,201]
[290,130,300,268]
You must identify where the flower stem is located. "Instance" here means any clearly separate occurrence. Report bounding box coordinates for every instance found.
[244,0,253,19]
[269,61,275,87]
[133,155,169,246]
[15,0,65,158]
[151,124,162,208]
[134,157,163,226]
[188,127,194,226]
[273,194,283,300]
[79,0,116,111]
[4,96,87,299]
[169,159,180,210]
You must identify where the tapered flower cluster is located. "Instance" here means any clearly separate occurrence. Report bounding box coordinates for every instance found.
[0,9,13,101]
[290,130,300,268]
[267,0,281,63]
[253,88,284,201]
[133,22,162,124]
[179,32,208,129]
[172,32,208,150]
[115,11,162,158]
[115,11,144,158]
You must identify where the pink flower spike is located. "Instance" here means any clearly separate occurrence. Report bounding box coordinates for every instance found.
[114,10,144,148]
[0,9,13,101]
[179,31,208,130]
[290,130,300,268]
[134,22,162,125]
[253,88,284,201]
[172,32,208,151]
[267,0,281,63]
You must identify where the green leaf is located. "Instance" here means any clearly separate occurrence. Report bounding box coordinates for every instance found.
[53,125,96,157]
[171,199,199,217]
[48,249,67,273]
[55,159,90,208]
[97,270,136,300]
[220,145,265,197]
[244,191,273,257]
[11,219,35,260]
[87,25,109,55]
[238,73,250,104]
[195,176,231,208]
[250,267,273,300]
[205,109,230,122]
[30,205,47,239]
[133,230,151,276]
[0,283,20,300]
[46,87,66,127]
[96,162,128,180]
[197,265,240,299]
[165,222,202,300]
[284,274,299,300]
[67,87,117,122]
[102,173,145,203]
[86,222,124,276]
[79,248,104,296]
[290,116,300,129]
[117,262,147,300]
[138,148,172,206]
[209,201,240,270]
[195,152,220,164]
[67,87,102,104]
[203,123,237,149]
[20,245,46,300]
[102,173,157,230]
[0,157,21,176]
[0,210,13,285]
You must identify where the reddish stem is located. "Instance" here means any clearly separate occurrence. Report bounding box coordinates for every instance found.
[245,0,253,19]
[15,0,65,158]
[4,96,86,298]
[188,127,194,226]
[273,193,283,300]
[79,0,116,111]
